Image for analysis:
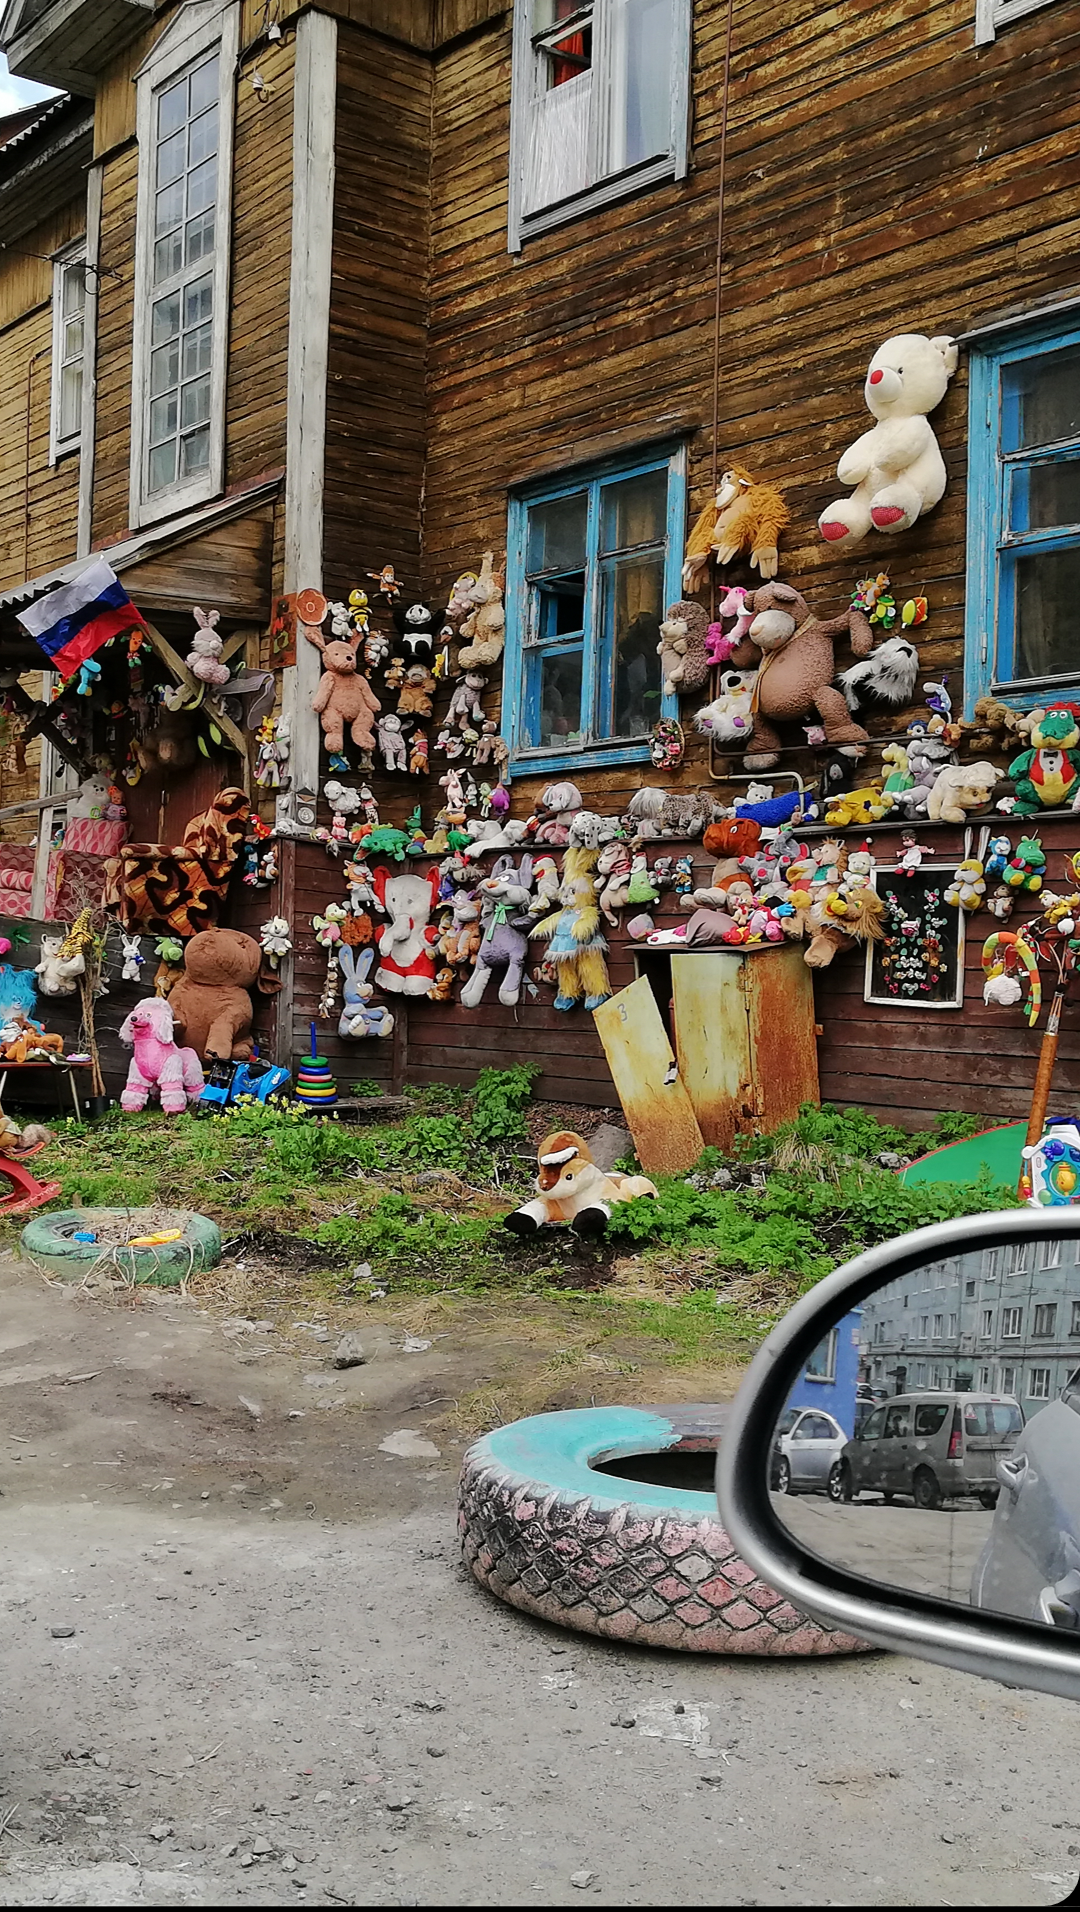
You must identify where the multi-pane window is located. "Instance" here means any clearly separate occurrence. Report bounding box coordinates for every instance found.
[1071,1299,1080,1335]
[979,1366,992,1390]
[981,1308,994,1338]
[1002,1306,1023,1338]
[49,247,85,460]
[131,6,236,525]
[508,0,691,248]
[505,449,684,775]
[1038,1238,1062,1269]
[965,1279,976,1298]
[1033,1302,1058,1337]
[146,52,219,495]
[805,1330,837,1384]
[999,1365,1017,1395]
[1028,1366,1052,1401]
[933,1313,945,1338]
[966,319,1080,709]
[949,1313,959,1337]
[919,1316,929,1339]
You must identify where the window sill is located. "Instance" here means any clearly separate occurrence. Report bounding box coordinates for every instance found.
[517,154,677,247]
[510,737,655,779]
[130,471,222,532]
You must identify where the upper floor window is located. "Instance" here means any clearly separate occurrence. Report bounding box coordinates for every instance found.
[49,243,86,463]
[130,1,239,527]
[965,314,1080,713]
[508,0,691,250]
[975,0,1056,43]
[503,445,685,777]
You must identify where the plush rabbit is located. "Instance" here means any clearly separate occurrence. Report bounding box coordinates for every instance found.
[121,934,145,982]
[186,606,231,687]
[338,945,394,1039]
[460,855,534,1009]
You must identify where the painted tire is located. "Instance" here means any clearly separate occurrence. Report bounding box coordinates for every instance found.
[20,1207,222,1287]
[458,1405,870,1656]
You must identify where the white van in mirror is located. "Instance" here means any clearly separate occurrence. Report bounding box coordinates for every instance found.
[716,1210,1080,1703]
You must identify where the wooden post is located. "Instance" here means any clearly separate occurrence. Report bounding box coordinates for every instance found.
[1020,984,1066,1195]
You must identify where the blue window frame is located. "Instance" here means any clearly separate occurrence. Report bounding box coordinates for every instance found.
[965,314,1080,714]
[503,444,686,777]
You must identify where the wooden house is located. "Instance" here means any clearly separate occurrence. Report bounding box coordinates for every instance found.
[1,0,1079,1126]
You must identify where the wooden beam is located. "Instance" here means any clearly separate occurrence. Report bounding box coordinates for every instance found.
[140,617,252,771]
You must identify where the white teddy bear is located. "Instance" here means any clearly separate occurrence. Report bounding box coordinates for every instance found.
[818,332,959,550]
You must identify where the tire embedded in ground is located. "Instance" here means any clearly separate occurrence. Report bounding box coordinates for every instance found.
[20,1207,222,1286]
[458,1405,871,1656]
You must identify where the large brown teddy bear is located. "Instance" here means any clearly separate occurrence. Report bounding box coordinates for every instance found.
[727,582,874,771]
[166,928,278,1060]
[306,627,381,755]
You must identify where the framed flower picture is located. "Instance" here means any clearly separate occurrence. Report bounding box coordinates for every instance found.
[864,864,966,1010]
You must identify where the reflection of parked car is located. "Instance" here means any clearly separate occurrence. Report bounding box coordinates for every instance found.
[769,1407,847,1495]
[828,1393,1024,1510]
[972,1371,1080,1625]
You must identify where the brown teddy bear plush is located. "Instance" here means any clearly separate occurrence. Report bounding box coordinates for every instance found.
[166,927,278,1060]
[306,628,381,755]
[726,582,874,771]
[396,664,437,720]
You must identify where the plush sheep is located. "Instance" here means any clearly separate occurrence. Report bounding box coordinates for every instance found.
[819,333,959,550]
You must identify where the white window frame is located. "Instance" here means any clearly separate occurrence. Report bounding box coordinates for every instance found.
[507,0,692,252]
[1002,1305,1023,1338]
[1033,1301,1058,1338]
[129,0,239,528]
[999,1364,1017,1395]
[49,240,87,464]
[981,1308,995,1338]
[1027,1366,1052,1401]
[804,1329,837,1385]
[933,1313,945,1338]
[975,0,1056,45]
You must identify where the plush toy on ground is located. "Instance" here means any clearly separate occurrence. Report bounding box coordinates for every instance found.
[1006,706,1080,814]
[504,1131,658,1240]
[166,927,275,1060]
[119,998,204,1114]
[306,625,381,757]
[724,582,874,771]
[682,466,789,588]
[818,332,959,549]
[530,847,611,1011]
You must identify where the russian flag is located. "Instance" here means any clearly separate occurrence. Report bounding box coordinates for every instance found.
[17,557,146,677]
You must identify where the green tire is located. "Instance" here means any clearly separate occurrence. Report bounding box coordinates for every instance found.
[20,1207,222,1287]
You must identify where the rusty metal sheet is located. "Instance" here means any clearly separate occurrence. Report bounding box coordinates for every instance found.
[745,943,819,1133]
[670,952,749,1153]
[592,977,705,1177]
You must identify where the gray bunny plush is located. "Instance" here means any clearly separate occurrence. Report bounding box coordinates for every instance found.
[338,945,395,1040]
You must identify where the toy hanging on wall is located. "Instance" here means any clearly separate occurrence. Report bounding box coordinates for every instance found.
[460,857,535,1009]
[373,866,442,995]
[837,636,919,718]
[254,713,291,789]
[456,554,506,669]
[818,332,959,549]
[368,563,402,602]
[715,583,754,648]
[121,934,145,982]
[377,713,409,771]
[392,601,443,667]
[35,929,84,997]
[306,624,381,762]
[186,606,231,687]
[529,847,611,1012]
[504,1131,657,1239]
[447,671,487,729]
[1003,706,1080,814]
[596,840,634,924]
[338,947,394,1038]
[694,669,757,747]
[982,929,1041,1022]
[721,581,875,771]
[119,998,204,1115]
[682,466,789,588]
[657,601,710,697]
[1002,836,1045,892]
[259,917,293,970]
[944,860,986,911]
[625,787,718,842]
[925,760,999,823]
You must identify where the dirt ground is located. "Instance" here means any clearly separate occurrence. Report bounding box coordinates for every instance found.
[0,1250,1078,1909]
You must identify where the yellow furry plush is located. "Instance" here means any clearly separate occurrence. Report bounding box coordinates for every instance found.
[529,846,612,1011]
[682,465,789,589]
[824,784,894,826]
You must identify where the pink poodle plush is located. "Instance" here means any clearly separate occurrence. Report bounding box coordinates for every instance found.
[118,998,204,1114]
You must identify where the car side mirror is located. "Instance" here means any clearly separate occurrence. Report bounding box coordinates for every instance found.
[716,1209,1080,1703]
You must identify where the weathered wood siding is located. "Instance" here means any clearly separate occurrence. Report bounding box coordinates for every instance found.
[322,20,430,605]
[92,23,294,547]
[0,206,85,590]
[343,0,1080,1116]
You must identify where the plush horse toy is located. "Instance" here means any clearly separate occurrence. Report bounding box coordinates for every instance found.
[119,998,204,1114]
[505,1131,658,1239]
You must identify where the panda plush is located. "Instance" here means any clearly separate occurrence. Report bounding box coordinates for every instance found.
[392,601,444,668]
